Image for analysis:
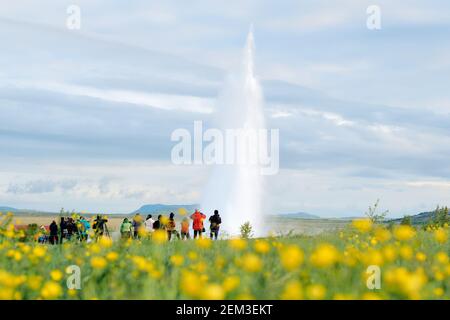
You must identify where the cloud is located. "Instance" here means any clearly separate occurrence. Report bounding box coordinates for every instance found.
[7,179,77,195]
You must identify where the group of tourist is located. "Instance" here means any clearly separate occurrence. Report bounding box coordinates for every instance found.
[41,209,222,244]
[43,215,108,245]
[120,209,222,241]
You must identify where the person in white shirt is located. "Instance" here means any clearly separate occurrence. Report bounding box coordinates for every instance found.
[144,214,155,232]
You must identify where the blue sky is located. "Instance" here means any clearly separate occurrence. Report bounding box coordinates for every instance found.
[1,0,450,217]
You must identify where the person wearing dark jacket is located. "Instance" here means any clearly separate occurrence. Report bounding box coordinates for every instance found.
[209,210,222,240]
[153,215,162,230]
[49,220,58,245]
[59,217,67,244]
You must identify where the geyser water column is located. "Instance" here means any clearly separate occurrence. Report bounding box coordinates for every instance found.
[200,28,266,236]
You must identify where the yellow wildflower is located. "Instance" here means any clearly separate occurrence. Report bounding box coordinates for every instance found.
[201,284,225,300]
[229,238,247,250]
[393,225,416,241]
[170,254,184,266]
[352,219,373,233]
[90,256,107,269]
[254,240,270,254]
[306,284,326,299]
[50,270,63,281]
[279,245,304,271]
[434,228,448,244]
[241,253,262,272]
[310,243,339,268]
[41,281,62,299]
[223,275,240,292]
[281,280,303,300]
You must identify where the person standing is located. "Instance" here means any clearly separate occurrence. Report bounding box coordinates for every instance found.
[153,215,165,230]
[59,217,67,244]
[49,220,58,245]
[66,218,75,241]
[166,212,180,240]
[144,215,155,233]
[120,218,133,239]
[78,216,90,242]
[132,213,143,239]
[190,209,206,239]
[180,217,190,240]
[209,210,222,240]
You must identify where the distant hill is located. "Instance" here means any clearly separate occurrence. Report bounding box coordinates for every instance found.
[388,210,443,225]
[278,212,320,219]
[0,206,20,212]
[132,204,198,215]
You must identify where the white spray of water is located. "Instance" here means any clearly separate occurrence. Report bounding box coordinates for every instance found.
[200,27,266,236]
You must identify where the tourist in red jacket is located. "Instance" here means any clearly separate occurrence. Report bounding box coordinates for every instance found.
[190,209,206,239]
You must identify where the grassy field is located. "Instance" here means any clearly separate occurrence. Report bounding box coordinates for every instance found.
[1,212,449,300]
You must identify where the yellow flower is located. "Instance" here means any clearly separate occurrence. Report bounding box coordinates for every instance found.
[152,229,168,244]
[67,289,78,297]
[241,253,262,272]
[415,252,427,262]
[229,238,247,250]
[254,240,270,254]
[310,243,339,268]
[180,271,203,298]
[50,270,63,281]
[27,275,42,290]
[106,251,119,262]
[98,236,112,248]
[385,267,427,299]
[434,228,448,244]
[89,243,101,254]
[306,284,326,299]
[434,271,444,281]
[393,225,416,241]
[170,254,184,266]
[215,256,226,269]
[362,249,384,266]
[90,256,107,269]
[160,216,169,225]
[279,245,304,271]
[188,251,198,260]
[178,208,188,216]
[0,270,24,288]
[399,245,413,260]
[382,245,397,262]
[131,256,154,272]
[196,237,212,249]
[374,227,391,242]
[223,275,240,292]
[0,288,15,300]
[281,280,303,300]
[435,251,449,264]
[201,284,225,300]
[41,281,63,299]
[193,261,207,273]
[352,219,373,233]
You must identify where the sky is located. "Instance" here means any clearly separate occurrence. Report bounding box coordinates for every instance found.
[0,0,450,217]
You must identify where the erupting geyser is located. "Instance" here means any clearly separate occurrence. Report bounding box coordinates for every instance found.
[201,27,267,236]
